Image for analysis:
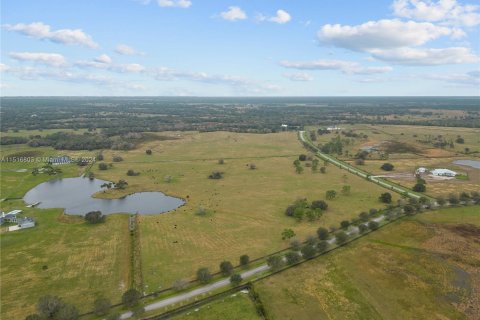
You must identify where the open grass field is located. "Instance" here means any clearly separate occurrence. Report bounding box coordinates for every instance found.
[90,131,397,291]
[254,206,480,320]
[309,124,480,159]
[0,206,131,319]
[172,292,260,320]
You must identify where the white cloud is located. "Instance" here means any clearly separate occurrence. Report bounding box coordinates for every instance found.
[393,0,480,26]
[257,9,292,24]
[318,19,460,51]
[370,47,479,65]
[157,0,191,8]
[420,70,480,86]
[115,44,143,56]
[9,52,67,66]
[94,54,112,64]
[152,67,280,93]
[3,22,98,48]
[0,63,11,72]
[283,73,314,81]
[75,56,145,73]
[279,59,393,75]
[220,6,247,21]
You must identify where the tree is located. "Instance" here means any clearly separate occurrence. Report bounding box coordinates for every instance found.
[403,205,415,215]
[306,209,321,221]
[96,154,104,161]
[146,149,152,155]
[84,211,105,225]
[448,193,459,205]
[197,267,212,284]
[88,172,95,180]
[368,221,379,230]
[112,156,123,162]
[326,190,337,200]
[306,234,318,246]
[240,255,250,267]
[295,165,304,174]
[293,208,304,221]
[299,154,307,161]
[359,212,369,222]
[56,304,79,320]
[311,201,328,212]
[281,228,296,240]
[230,274,242,286]
[380,163,394,171]
[114,179,128,189]
[284,205,295,217]
[290,239,301,251]
[301,245,316,259]
[317,227,330,240]
[335,231,348,244]
[173,279,189,291]
[37,295,65,319]
[455,136,464,144]
[355,158,365,165]
[122,289,142,307]
[317,240,329,253]
[359,224,368,233]
[98,163,108,170]
[437,196,446,206]
[340,220,350,229]
[311,159,319,172]
[267,255,285,271]
[341,185,351,195]
[320,166,326,174]
[285,251,301,265]
[93,297,111,316]
[219,261,234,276]
[413,183,426,192]
[379,192,392,204]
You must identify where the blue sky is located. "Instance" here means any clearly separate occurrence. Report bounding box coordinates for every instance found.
[1,0,479,96]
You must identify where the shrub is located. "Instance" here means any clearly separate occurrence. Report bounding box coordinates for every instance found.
[172,279,189,291]
[311,200,328,210]
[340,220,350,229]
[359,224,368,233]
[267,255,285,271]
[413,183,426,192]
[379,192,392,204]
[219,261,234,276]
[299,154,307,161]
[380,163,394,171]
[126,169,140,176]
[208,171,223,179]
[98,163,108,170]
[146,149,152,155]
[93,298,111,316]
[112,156,123,162]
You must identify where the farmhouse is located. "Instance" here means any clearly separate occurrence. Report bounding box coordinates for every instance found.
[431,168,457,177]
[18,217,35,229]
[327,126,342,131]
[0,210,23,224]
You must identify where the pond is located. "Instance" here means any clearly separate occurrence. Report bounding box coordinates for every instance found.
[453,159,480,169]
[23,177,185,215]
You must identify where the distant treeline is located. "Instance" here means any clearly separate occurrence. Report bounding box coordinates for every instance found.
[0,97,479,134]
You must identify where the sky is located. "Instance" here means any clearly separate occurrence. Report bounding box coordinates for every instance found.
[1,0,479,96]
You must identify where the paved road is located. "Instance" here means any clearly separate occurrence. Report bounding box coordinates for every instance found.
[299,131,424,200]
[120,265,270,319]
[120,212,387,319]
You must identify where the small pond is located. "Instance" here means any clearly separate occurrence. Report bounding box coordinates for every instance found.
[452,159,480,169]
[23,177,185,215]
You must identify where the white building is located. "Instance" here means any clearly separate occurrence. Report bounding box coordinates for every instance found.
[18,217,35,229]
[431,168,457,177]
[0,210,22,224]
[416,167,428,174]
